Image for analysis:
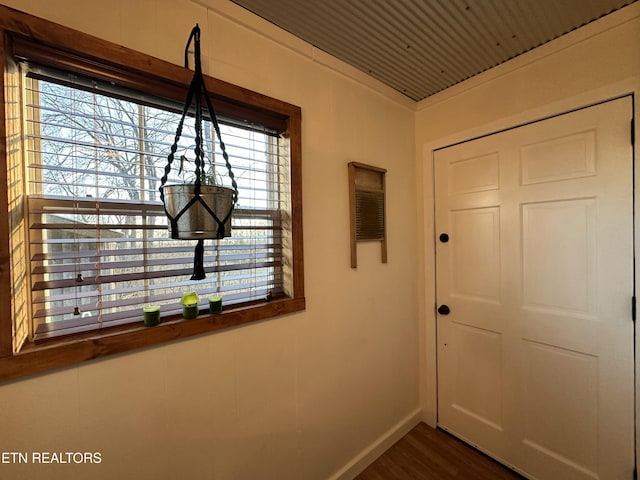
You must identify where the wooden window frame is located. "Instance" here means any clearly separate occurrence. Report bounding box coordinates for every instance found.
[0,4,305,381]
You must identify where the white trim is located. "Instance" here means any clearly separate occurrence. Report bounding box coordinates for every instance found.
[327,407,422,480]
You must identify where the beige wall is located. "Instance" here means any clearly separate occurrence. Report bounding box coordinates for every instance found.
[3,0,639,478]
[415,0,640,446]
[0,1,419,479]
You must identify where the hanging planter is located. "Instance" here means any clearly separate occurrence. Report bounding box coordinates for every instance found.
[162,184,233,239]
[159,24,238,280]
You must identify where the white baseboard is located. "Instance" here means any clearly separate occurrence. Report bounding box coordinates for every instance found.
[328,407,423,480]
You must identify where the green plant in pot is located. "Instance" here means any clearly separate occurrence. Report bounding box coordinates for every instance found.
[181,291,199,319]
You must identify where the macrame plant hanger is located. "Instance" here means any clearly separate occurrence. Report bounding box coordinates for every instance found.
[159,24,239,280]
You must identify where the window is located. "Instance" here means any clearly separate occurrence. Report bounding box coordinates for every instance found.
[0,6,304,380]
[26,69,287,340]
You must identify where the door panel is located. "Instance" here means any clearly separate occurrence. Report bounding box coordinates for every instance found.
[521,341,598,473]
[521,199,597,315]
[450,207,501,302]
[451,322,503,431]
[435,98,634,479]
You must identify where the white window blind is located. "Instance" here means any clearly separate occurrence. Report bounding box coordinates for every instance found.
[23,67,289,340]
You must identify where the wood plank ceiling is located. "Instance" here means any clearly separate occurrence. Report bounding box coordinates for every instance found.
[230,0,637,101]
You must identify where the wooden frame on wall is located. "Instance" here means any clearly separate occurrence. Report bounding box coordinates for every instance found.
[348,162,387,268]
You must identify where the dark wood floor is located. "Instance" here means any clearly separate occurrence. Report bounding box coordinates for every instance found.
[356,423,525,480]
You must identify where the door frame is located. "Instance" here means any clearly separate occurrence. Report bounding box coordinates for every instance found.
[420,86,638,467]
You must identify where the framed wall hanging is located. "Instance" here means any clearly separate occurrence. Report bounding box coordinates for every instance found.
[348,162,387,268]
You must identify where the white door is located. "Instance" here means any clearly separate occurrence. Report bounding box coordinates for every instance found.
[435,97,635,480]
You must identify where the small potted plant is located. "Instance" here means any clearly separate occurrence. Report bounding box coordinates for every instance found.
[209,295,223,314]
[143,305,161,326]
[181,291,200,319]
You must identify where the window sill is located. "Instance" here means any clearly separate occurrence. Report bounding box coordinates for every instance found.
[0,296,305,382]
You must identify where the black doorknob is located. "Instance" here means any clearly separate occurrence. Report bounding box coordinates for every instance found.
[439,233,449,243]
[437,304,450,315]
